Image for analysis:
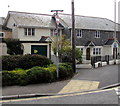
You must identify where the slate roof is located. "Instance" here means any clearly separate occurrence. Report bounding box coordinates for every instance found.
[4,11,120,32]
[59,13,120,31]
[4,11,56,28]
[1,26,12,30]
[85,41,95,46]
[104,39,114,45]
[40,36,52,43]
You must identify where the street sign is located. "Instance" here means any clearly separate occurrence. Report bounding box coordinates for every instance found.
[113,42,117,48]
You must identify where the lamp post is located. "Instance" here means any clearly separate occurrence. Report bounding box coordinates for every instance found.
[72,0,76,73]
[114,0,117,64]
[51,10,63,78]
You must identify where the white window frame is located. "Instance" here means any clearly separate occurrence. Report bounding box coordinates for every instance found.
[0,32,4,38]
[24,28,35,36]
[93,48,101,55]
[95,31,101,38]
[76,29,82,38]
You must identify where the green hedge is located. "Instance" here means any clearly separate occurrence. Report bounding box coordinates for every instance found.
[2,63,74,86]
[2,54,52,71]
[59,63,74,79]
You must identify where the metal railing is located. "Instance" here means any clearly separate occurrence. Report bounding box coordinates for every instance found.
[91,54,120,66]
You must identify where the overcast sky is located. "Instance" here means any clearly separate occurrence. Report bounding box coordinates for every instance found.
[1,0,120,22]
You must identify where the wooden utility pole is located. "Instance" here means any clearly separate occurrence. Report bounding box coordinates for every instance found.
[72,0,76,73]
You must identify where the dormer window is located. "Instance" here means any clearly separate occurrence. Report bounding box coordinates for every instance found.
[76,29,82,38]
[24,28,35,36]
[95,31,101,38]
[0,32,4,38]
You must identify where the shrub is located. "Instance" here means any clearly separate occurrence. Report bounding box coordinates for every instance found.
[2,55,20,71]
[52,35,82,63]
[2,63,74,86]
[26,66,55,84]
[4,38,23,55]
[2,69,28,86]
[44,64,57,81]
[2,54,52,71]
[59,63,74,79]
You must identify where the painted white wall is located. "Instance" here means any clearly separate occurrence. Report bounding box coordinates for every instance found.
[0,43,8,56]
[6,16,19,38]
[103,46,112,56]
[18,28,50,41]
[6,16,16,29]
[22,43,50,58]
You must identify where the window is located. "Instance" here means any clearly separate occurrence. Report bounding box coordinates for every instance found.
[99,48,101,54]
[93,48,101,55]
[0,32,4,38]
[93,48,96,55]
[96,48,98,55]
[76,29,82,38]
[80,48,83,54]
[32,28,35,35]
[95,31,101,38]
[24,28,35,36]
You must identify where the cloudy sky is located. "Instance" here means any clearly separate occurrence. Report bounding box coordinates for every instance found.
[1,0,120,22]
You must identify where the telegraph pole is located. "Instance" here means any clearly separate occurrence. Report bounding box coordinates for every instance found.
[72,0,76,73]
[51,10,63,78]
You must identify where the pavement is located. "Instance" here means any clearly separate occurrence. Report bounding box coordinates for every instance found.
[58,80,99,94]
[2,64,119,99]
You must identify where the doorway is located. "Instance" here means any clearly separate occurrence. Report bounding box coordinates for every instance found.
[86,48,91,60]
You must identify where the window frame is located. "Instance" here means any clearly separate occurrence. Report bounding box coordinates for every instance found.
[0,32,4,38]
[93,48,101,55]
[24,28,35,36]
[95,30,101,38]
[76,29,83,38]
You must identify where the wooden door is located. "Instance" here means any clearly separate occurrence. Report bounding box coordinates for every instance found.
[86,48,90,60]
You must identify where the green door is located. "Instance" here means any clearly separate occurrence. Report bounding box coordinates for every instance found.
[31,45,47,57]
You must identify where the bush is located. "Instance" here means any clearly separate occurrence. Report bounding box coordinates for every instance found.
[59,63,74,79]
[4,38,23,55]
[44,64,57,81]
[26,66,54,84]
[2,69,28,86]
[2,54,52,71]
[2,55,20,71]
[2,63,74,86]
[52,35,82,63]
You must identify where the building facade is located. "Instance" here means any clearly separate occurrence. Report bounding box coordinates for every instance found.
[57,14,120,64]
[3,11,58,58]
[2,11,120,65]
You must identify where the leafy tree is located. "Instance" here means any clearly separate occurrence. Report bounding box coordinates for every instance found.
[4,38,24,55]
[52,35,82,63]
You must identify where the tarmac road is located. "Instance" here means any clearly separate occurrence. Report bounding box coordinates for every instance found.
[74,64,119,88]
